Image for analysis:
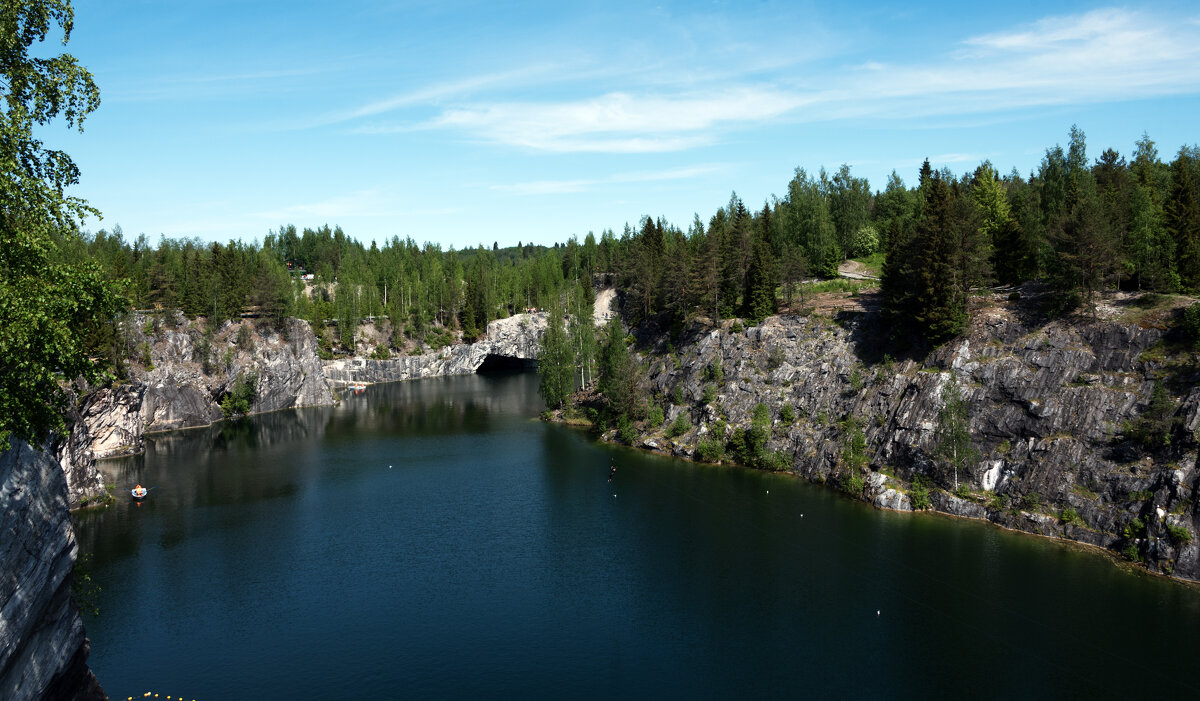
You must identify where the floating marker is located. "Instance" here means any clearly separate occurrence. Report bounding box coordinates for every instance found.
[877,610,880,616]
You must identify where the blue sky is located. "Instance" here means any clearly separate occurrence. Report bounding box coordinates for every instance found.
[52,1,1200,249]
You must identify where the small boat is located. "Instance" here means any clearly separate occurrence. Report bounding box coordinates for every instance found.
[131,486,148,499]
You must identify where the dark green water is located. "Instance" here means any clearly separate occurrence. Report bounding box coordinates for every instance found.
[75,373,1200,699]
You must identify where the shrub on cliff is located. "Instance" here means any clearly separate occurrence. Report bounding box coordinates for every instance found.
[666,412,690,438]
[221,372,258,418]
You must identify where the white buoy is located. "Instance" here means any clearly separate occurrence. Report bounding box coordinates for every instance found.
[877,610,880,615]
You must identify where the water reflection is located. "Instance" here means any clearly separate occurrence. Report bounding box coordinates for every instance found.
[73,372,1200,699]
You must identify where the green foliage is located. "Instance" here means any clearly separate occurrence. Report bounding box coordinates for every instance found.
[537,299,574,409]
[616,414,638,445]
[72,553,101,617]
[1127,490,1154,502]
[840,416,868,471]
[236,324,253,351]
[370,344,391,360]
[728,403,773,468]
[1181,302,1200,347]
[1123,517,1146,539]
[0,1,127,449]
[597,318,635,420]
[647,405,665,428]
[849,224,879,258]
[780,404,796,423]
[705,357,724,383]
[847,367,863,392]
[730,320,744,333]
[702,384,717,405]
[671,385,683,405]
[1059,506,1083,526]
[666,412,691,438]
[1167,523,1192,545]
[805,278,873,295]
[935,376,978,491]
[1023,493,1042,511]
[696,437,725,463]
[1124,380,1178,448]
[840,468,865,496]
[1122,543,1142,562]
[221,372,257,418]
[909,475,932,510]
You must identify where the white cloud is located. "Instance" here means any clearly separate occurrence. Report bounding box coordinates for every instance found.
[430,88,811,153]
[340,6,1200,153]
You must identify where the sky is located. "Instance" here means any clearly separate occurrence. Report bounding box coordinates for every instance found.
[46,0,1200,249]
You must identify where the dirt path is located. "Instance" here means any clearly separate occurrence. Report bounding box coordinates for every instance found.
[838,260,879,280]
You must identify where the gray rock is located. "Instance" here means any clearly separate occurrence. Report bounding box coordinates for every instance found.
[623,309,1200,582]
[0,440,105,700]
[323,313,547,384]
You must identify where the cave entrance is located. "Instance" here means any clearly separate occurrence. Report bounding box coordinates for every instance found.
[475,353,537,373]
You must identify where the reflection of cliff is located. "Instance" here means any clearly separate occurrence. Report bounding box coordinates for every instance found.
[325,373,545,436]
[76,373,544,572]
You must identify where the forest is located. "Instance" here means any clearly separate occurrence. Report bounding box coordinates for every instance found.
[71,127,1199,359]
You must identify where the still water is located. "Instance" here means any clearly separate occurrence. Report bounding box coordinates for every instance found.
[76,372,1200,699]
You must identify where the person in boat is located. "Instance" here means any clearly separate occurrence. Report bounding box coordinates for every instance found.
[608,463,617,482]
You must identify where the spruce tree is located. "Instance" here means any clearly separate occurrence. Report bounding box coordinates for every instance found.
[537,298,574,409]
[1165,148,1200,291]
[596,318,634,421]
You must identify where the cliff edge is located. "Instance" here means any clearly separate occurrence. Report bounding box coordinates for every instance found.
[0,441,106,700]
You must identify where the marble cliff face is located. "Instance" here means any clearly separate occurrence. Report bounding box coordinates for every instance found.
[617,305,1198,581]
[0,440,105,700]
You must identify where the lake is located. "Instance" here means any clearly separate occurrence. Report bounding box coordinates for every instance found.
[75,372,1200,699]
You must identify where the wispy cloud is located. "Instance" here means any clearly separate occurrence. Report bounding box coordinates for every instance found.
[326,64,560,124]
[430,88,811,153]
[490,164,726,195]
[341,6,1199,153]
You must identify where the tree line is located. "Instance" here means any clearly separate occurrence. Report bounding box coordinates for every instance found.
[591,127,1199,345]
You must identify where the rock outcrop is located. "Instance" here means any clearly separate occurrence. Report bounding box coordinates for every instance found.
[612,298,1200,582]
[63,313,337,467]
[0,440,105,700]
[47,394,108,510]
[323,313,547,384]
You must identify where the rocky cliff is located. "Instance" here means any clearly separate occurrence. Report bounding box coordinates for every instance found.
[323,313,547,384]
[610,291,1200,582]
[67,312,335,464]
[0,440,106,700]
